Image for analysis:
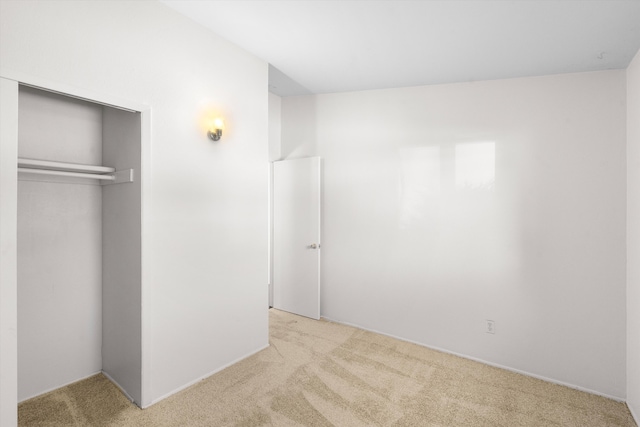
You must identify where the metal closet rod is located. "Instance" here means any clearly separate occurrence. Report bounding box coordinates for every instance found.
[17,158,134,184]
[17,167,116,181]
[17,158,116,181]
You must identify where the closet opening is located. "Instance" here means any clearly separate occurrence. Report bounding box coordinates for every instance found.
[17,85,143,406]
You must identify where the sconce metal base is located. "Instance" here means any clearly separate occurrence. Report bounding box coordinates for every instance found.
[208,129,222,141]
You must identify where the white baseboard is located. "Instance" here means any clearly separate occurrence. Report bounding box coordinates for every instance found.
[321,316,625,403]
[18,371,102,403]
[627,402,639,426]
[146,343,270,408]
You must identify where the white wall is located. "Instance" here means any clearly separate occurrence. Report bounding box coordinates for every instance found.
[282,70,628,399]
[281,95,318,159]
[0,0,268,408]
[17,87,103,402]
[268,92,282,307]
[102,107,143,404]
[627,49,640,422]
[269,92,282,162]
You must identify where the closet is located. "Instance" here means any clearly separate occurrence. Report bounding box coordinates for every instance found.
[16,85,143,405]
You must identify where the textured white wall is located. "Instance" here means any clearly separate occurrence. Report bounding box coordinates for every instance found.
[269,92,282,162]
[282,70,627,399]
[17,87,104,402]
[0,0,268,407]
[627,49,640,422]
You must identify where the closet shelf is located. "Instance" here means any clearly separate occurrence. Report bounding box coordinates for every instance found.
[17,158,134,184]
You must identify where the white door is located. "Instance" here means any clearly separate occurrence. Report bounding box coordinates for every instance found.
[272,157,321,320]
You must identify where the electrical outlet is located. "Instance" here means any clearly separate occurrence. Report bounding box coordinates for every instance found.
[486,320,495,334]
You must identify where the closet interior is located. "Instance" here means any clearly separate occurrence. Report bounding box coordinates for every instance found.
[17,85,143,406]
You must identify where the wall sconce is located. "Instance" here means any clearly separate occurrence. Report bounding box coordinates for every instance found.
[207,118,225,141]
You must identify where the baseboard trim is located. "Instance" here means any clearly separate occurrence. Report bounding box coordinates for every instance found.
[627,402,639,426]
[146,343,270,408]
[101,371,137,406]
[321,316,625,403]
[18,371,102,403]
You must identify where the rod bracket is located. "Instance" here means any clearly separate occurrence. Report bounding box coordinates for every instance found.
[102,169,134,185]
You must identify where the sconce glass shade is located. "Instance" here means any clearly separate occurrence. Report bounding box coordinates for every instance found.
[213,118,225,130]
[208,118,225,141]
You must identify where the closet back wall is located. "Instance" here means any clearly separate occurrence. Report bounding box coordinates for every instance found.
[17,87,103,401]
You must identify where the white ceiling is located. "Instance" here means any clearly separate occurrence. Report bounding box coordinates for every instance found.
[162,0,640,97]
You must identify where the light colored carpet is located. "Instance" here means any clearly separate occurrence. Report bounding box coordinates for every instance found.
[19,309,637,426]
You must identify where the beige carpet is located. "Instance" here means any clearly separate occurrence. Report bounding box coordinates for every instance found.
[19,309,637,426]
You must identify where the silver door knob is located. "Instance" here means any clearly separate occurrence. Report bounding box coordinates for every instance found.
[308,243,318,249]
